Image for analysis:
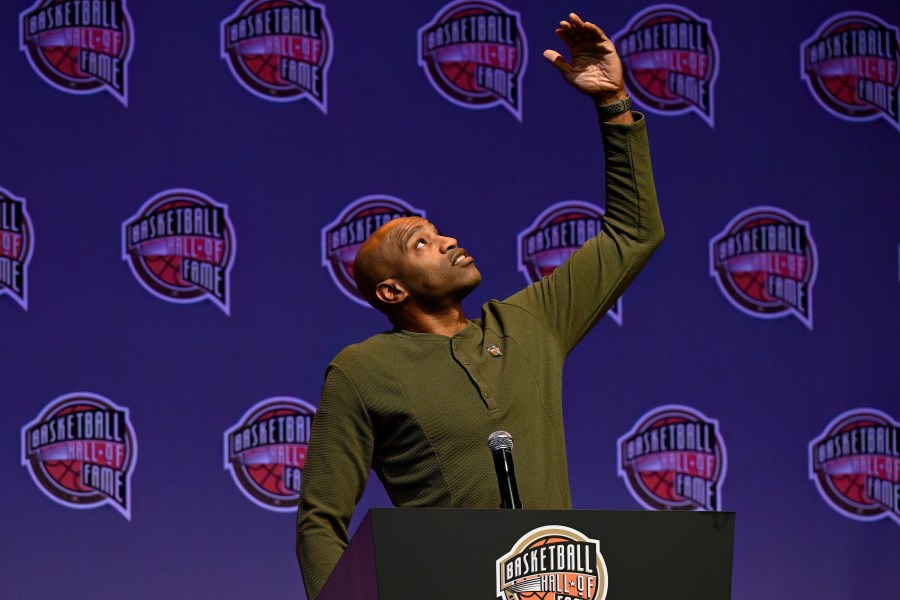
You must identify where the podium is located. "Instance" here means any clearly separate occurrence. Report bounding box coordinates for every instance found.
[318,508,734,599]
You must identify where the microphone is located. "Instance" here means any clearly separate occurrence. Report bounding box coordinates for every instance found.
[488,431,523,509]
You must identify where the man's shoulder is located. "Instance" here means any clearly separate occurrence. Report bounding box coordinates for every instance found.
[332,331,396,366]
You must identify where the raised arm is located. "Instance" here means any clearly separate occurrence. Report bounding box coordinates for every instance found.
[296,363,374,600]
[504,14,664,353]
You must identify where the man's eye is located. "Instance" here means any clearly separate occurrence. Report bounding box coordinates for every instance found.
[415,240,426,249]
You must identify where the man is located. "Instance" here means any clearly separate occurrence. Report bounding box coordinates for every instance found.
[296,13,664,599]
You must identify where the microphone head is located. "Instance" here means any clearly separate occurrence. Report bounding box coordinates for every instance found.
[488,431,514,453]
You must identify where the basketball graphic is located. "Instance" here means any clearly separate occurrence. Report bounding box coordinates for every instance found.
[0,187,34,310]
[21,392,138,520]
[19,0,134,105]
[518,201,622,326]
[122,189,236,314]
[496,526,607,600]
[418,0,528,120]
[809,408,900,525]
[221,0,333,112]
[613,5,719,126]
[801,12,900,130]
[224,397,315,512]
[618,405,727,512]
[709,206,818,329]
[321,195,425,307]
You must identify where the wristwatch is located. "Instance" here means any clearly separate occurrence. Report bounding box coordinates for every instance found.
[596,96,632,116]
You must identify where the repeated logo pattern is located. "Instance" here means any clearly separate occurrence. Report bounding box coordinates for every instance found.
[614,4,719,126]
[801,12,900,131]
[122,189,236,314]
[0,187,34,310]
[810,409,900,525]
[221,0,333,112]
[418,0,528,120]
[710,206,818,329]
[19,0,134,105]
[618,405,727,511]
[21,392,138,520]
[224,397,315,512]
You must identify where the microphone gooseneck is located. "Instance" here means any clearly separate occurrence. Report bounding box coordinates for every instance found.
[488,431,523,509]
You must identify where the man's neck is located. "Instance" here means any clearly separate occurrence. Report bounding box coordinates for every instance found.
[394,304,469,337]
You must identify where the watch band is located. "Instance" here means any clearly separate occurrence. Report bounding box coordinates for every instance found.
[596,95,632,116]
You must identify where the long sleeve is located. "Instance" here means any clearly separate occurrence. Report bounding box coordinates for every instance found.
[504,112,664,354]
[296,363,374,600]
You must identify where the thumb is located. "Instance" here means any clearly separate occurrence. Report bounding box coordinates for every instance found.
[543,49,571,75]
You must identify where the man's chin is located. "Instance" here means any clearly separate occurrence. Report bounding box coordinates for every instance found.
[452,272,482,301]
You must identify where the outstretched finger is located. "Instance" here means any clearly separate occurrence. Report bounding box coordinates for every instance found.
[555,24,576,47]
[542,49,571,75]
[568,13,586,28]
[566,20,587,43]
[583,21,610,43]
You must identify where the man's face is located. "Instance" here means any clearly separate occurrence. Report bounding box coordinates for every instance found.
[381,217,482,306]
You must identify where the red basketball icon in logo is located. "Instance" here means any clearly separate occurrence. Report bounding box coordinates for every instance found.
[418,0,528,120]
[21,392,138,520]
[613,5,719,126]
[801,12,900,130]
[496,525,608,600]
[710,206,818,329]
[122,189,236,314]
[19,0,134,105]
[809,408,900,525]
[0,187,34,310]
[224,397,315,511]
[618,405,727,512]
[221,0,333,112]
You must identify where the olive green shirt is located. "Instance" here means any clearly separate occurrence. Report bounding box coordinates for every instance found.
[297,113,663,599]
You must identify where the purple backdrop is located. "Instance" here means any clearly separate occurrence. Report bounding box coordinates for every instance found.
[3,1,898,598]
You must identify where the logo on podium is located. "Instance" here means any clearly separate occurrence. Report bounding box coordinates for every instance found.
[496,525,608,600]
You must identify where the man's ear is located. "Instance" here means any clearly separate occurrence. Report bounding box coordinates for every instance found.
[375,279,407,305]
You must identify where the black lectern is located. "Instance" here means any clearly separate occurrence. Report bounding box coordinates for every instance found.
[318,508,734,599]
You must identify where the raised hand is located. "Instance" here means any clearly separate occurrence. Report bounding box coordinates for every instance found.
[543,13,627,104]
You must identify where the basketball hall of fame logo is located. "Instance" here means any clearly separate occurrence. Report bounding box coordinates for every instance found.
[418,0,528,121]
[221,0,333,113]
[613,4,719,127]
[801,12,900,131]
[21,393,138,520]
[19,0,134,106]
[496,525,608,600]
[618,405,726,511]
[322,195,425,307]
[809,408,900,525]
[122,189,236,314]
[0,187,34,311]
[517,201,622,326]
[709,206,818,330]
[224,397,315,512]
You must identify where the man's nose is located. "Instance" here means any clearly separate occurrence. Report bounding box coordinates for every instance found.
[439,235,458,252]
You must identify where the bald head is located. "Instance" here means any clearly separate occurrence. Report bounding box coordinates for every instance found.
[353,217,419,311]
[352,216,481,321]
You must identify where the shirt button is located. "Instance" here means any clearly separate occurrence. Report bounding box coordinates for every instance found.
[483,392,490,398]
[463,360,469,365]
[473,376,478,381]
